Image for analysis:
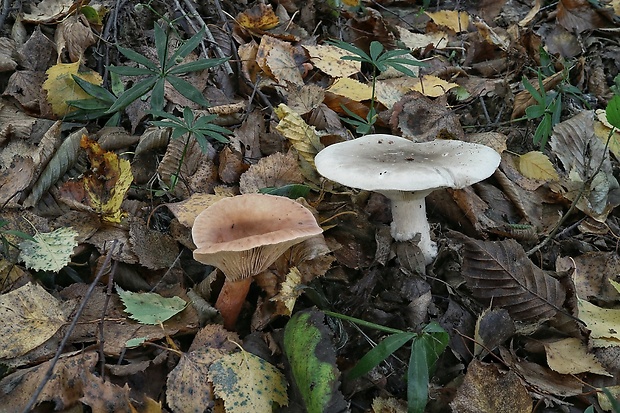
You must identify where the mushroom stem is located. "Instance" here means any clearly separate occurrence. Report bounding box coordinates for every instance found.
[215,277,253,330]
[387,190,436,264]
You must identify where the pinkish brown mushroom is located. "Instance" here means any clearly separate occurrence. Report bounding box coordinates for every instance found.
[192,193,323,329]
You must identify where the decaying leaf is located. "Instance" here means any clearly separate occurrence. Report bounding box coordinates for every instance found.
[19,226,78,272]
[60,135,133,223]
[55,13,96,62]
[0,282,74,359]
[209,350,288,412]
[577,299,620,344]
[237,3,279,30]
[544,338,611,376]
[42,61,103,117]
[239,151,304,194]
[456,233,566,323]
[256,35,303,86]
[425,10,470,32]
[518,151,559,181]
[165,193,228,227]
[410,75,459,97]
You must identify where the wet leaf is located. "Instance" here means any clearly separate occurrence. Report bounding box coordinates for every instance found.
[209,349,288,412]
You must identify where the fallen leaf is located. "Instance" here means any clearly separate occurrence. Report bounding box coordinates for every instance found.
[410,75,459,97]
[240,151,305,194]
[0,282,74,359]
[22,0,76,24]
[304,44,361,78]
[237,3,279,30]
[327,77,373,101]
[577,299,620,343]
[209,350,288,412]
[425,10,470,32]
[19,227,78,272]
[60,135,133,223]
[518,151,559,181]
[544,338,611,376]
[55,13,96,62]
[396,26,448,50]
[117,285,187,325]
[256,35,303,86]
[43,61,103,117]
[165,193,228,227]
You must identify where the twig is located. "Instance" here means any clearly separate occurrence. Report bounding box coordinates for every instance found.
[21,241,120,413]
[98,259,118,376]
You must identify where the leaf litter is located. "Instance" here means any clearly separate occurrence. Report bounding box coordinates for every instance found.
[0,0,620,412]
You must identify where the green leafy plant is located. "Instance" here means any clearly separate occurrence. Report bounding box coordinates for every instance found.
[324,310,448,413]
[522,64,589,149]
[149,107,231,192]
[328,39,425,134]
[585,388,620,413]
[68,23,228,122]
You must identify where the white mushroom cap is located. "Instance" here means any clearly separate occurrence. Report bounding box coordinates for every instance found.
[192,193,323,282]
[314,134,501,264]
[314,134,501,194]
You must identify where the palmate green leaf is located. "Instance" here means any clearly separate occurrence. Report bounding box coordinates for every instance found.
[369,41,384,62]
[522,76,544,104]
[167,75,211,107]
[327,39,371,61]
[150,78,166,111]
[72,75,117,102]
[606,95,620,129]
[116,284,187,325]
[154,24,169,68]
[409,337,431,413]
[348,332,416,380]
[386,63,417,77]
[168,57,229,75]
[380,48,413,60]
[166,27,206,67]
[107,65,154,76]
[107,77,157,113]
[19,227,78,272]
[115,45,159,72]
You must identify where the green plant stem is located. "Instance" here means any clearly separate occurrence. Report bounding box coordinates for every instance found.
[170,133,192,191]
[323,310,405,334]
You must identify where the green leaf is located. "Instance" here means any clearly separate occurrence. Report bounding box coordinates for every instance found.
[385,62,417,77]
[327,39,371,62]
[369,41,384,62]
[209,350,288,413]
[167,75,211,107]
[348,332,416,380]
[116,284,187,325]
[107,76,157,113]
[150,78,166,111]
[379,49,412,60]
[602,388,620,413]
[19,227,78,272]
[606,95,620,129]
[72,75,116,102]
[525,104,546,119]
[107,65,154,76]
[168,57,229,75]
[167,27,206,66]
[408,337,431,413]
[284,309,348,413]
[115,46,159,72]
[522,77,543,103]
[259,184,311,198]
[154,23,169,68]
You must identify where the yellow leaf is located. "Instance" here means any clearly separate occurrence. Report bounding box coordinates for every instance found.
[209,350,288,413]
[0,282,73,358]
[165,193,228,227]
[544,338,611,376]
[60,135,133,223]
[410,75,459,97]
[327,77,373,101]
[303,44,361,77]
[43,61,103,117]
[425,10,470,32]
[271,267,303,316]
[594,109,620,159]
[396,26,448,50]
[518,151,559,181]
[274,104,324,182]
[577,298,620,341]
[237,3,279,30]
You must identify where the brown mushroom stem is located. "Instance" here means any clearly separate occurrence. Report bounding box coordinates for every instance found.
[215,277,253,330]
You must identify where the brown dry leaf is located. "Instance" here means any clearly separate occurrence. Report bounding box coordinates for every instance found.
[256,36,303,86]
[43,61,103,117]
[239,151,304,194]
[456,233,566,323]
[0,38,17,72]
[0,352,98,410]
[80,370,132,412]
[0,259,31,294]
[166,193,229,227]
[237,3,279,30]
[0,155,35,207]
[327,77,373,101]
[410,75,459,97]
[557,0,615,33]
[238,40,263,84]
[129,218,180,270]
[282,83,325,116]
[565,252,620,304]
[55,13,96,62]
[158,136,205,197]
[425,10,470,32]
[474,308,515,358]
[544,338,611,376]
[0,282,74,359]
[450,360,531,413]
[166,325,239,413]
[303,44,361,78]
[519,0,543,26]
[371,396,408,413]
[22,0,76,24]
[518,151,559,181]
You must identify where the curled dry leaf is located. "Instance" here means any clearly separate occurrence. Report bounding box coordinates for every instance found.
[455,233,566,323]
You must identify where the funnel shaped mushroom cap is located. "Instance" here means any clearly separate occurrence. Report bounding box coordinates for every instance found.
[314,134,501,195]
[192,194,323,282]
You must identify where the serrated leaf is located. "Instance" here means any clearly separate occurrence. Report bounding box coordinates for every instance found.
[283,309,348,413]
[518,151,559,181]
[116,285,186,325]
[456,233,566,323]
[209,350,288,413]
[19,227,78,272]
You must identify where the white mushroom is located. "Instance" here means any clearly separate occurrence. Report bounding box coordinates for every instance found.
[314,134,501,264]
